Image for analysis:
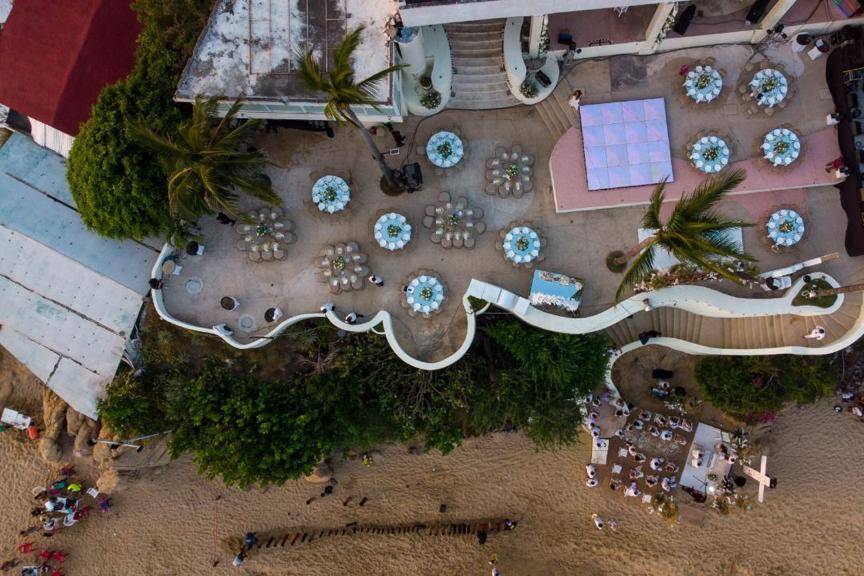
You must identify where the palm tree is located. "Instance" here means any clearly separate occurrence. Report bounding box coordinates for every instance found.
[297,26,405,193]
[135,97,280,220]
[614,169,755,301]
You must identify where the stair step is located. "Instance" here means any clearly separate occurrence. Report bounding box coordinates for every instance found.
[452,63,503,75]
[451,72,509,84]
[448,96,521,110]
[453,83,511,95]
[551,86,581,127]
[448,37,502,49]
[443,20,506,33]
[534,102,566,139]
[449,46,502,58]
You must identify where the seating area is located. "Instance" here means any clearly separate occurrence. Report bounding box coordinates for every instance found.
[154,41,861,364]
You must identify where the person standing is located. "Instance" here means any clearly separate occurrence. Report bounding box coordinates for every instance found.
[568,89,583,112]
[345,312,364,325]
[216,212,237,226]
[591,513,604,530]
[804,326,826,341]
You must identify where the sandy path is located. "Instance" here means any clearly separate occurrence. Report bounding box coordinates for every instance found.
[0,399,861,575]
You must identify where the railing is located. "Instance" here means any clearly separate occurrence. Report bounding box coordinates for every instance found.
[503,17,559,105]
[151,241,864,371]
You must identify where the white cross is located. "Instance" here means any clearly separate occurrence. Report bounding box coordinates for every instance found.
[742,455,773,503]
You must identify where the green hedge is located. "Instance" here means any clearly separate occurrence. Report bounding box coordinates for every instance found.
[695,355,835,417]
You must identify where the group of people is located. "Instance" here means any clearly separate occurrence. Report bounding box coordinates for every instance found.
[2,544,66,575]
[835,390,864,419]
[30,469,110,535]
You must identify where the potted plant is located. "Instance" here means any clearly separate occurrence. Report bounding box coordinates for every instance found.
[520,79,537,99]
[420,89,442,109]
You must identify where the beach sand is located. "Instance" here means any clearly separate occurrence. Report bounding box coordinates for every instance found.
[0,394,861,576]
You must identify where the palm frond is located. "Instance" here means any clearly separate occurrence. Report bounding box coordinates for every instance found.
[642,179,666,230]
[211,98,244,142]
[616,243,657,302]
[671,169,746,226]
[296,49,326,92]
[333,26,364,74]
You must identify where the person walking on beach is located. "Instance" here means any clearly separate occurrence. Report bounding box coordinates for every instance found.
[591,513,604,530]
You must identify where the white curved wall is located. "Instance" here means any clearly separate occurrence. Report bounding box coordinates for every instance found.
[151,243,863,372]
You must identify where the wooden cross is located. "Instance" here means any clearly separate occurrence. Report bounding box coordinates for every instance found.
[742,455,774,503]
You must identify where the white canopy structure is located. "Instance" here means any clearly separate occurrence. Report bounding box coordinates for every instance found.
[0,133,159,418]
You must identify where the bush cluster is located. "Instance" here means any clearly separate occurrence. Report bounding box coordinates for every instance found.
[99,317,612,487]
[694,355,835,418]
[67,0,213,239]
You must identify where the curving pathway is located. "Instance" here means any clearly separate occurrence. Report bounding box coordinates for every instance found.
[151,245,864,371]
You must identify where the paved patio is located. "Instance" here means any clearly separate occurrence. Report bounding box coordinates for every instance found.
[158,45,862,363]
[552,44,840,211]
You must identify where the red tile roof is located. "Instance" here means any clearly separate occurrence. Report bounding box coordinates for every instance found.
[0,0,140,136]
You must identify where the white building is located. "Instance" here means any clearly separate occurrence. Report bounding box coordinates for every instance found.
[182,0,864,120]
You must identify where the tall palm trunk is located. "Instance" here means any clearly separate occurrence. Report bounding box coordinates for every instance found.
[343,107,400,189]
[615,237,654,266]
[812,283,864,298]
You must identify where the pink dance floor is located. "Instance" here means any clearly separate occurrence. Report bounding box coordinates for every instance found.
[550,126,842,213]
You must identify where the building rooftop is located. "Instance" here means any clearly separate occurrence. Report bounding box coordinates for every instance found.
[176,0,398,103]
[0,0,140,135]
[0,134,159,418]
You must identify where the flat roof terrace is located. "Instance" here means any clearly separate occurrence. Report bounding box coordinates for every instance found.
[176,0,398,102]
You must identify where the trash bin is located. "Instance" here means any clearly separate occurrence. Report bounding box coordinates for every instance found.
[792,33,812,53]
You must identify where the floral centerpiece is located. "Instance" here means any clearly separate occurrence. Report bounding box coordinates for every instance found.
[436,141,452,159]
[773,140,789,155]
[255,224,272,237]
[420,286,433,300]
[778,219,794,233]
[695,73,711,90]
[761,76,778,92]
[703,146,719,161]
[505,163,519,180]
[446,213,461,229]
[387,224,403,238]
[516,236,529,252]
[322,186,338,203]
[332,255,345,271]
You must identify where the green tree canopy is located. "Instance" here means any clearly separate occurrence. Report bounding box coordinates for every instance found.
[66,0,213,238]
[99,316,613,487]
[694,355,835,417]
[135,97,280,220]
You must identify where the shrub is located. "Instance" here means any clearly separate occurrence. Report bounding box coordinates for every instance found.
[480,320,611,447]
[67,0,213,239]
[520,79,537,98]
[168,364,348,486]
[694,355,835,417]
[102,316,613,487]
[97,371,170,437]
[420,88,442,109]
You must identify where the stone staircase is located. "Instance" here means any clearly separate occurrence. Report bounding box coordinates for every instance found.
[444,19,521,110]
[533,75,580,139]
[606,291,864,351]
